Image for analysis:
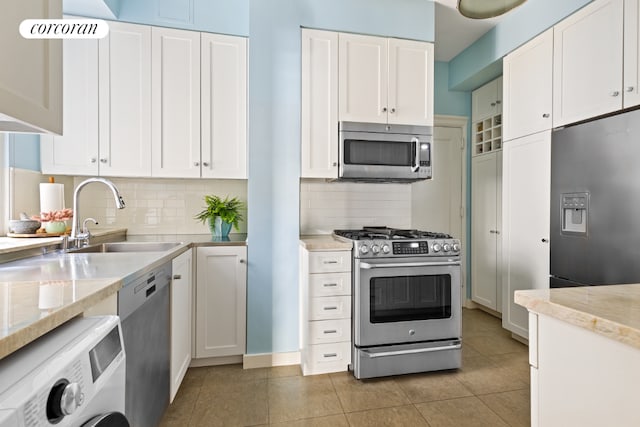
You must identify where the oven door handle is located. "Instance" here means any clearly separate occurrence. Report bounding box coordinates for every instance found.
[359,260,460,269]
[362,342,462,359]
[411,137,420,172]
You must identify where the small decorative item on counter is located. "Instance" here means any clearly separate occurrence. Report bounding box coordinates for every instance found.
[8,213,41,234]
[194,195,245,238]
[31,208,73,234]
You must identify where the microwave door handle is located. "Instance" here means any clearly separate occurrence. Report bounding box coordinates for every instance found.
[411,137,420,172]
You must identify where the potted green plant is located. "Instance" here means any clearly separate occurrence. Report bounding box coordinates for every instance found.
[194,195,245,238]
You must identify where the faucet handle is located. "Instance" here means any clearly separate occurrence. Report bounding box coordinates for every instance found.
[82,217,98,234]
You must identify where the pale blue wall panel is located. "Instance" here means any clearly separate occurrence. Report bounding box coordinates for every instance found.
[8,134,40,171]
[434,61,470,117]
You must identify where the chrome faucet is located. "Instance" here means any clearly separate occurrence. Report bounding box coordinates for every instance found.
[70,178,125,247]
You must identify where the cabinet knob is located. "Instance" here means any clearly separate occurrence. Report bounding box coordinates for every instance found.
[239,259,246,264]
[542,113,550,118]
[491,102,496,107]
[203,162,210,167]
[100,158,107,163]
[626,86,635,93]
[496,100,502,105]
[90,158,97,164]
[173,274,182,280]
[541,238,549,243]
[611,91,620,97]
[390,108,396,113]
[382,107,387,113]
[332,162,338,167]
[194,162,200,167]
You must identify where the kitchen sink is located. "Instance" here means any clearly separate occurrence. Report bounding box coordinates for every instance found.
[69,241,182,253]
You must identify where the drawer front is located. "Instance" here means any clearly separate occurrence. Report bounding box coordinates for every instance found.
[309,319,351,345]
[307,341,351,372]
[309,251,351,273]
[309,272,351,297]
[309,296,351,320]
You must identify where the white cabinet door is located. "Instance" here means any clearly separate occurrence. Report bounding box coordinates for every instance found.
[0,1,62,134]
[503,29,553,141]
[471,151,501,311]
[201,33,247,179]
[152,27,201,178]
[502,131,551,338]
[41,37,98,176]
[301,29,339,179]
[388,39,434,126]
[472,78,501,123]
[338,33,388,123]
[195,246,247,358]
[98,21,152,177]
[553,0,624,127]
[170,249,192,403]
[624,0,640,108]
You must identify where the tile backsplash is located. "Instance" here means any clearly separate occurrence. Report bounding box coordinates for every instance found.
[300,180,411,234]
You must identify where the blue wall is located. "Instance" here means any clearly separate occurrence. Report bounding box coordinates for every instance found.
[7,134,40,171]
[449,0,593,91]
[434,61,470,117]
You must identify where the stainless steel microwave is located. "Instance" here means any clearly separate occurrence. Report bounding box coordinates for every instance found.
[338,122,432,182]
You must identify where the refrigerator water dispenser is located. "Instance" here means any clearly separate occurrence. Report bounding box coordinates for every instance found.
[561,192,588,235]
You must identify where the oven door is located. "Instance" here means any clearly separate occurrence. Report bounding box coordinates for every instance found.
[354,257,461,347]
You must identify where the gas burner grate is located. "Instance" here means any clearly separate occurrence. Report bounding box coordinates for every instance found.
[334,227,453,241]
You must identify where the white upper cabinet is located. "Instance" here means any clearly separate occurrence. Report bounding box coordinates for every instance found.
[553,0,624,127]
[41,37,98,176]
[472,77,502,123]
[387,38,434,126]
[0,1,62,134]
[624,0,640,108]
[339,33,388,123]
[301,29,339,179]
[151,27,201,178]
[201,33,247,179]
[99,21,152,177]
[503,29,553,141]
[339,33,433,126]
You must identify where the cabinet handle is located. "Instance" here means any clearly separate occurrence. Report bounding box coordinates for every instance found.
[390,108,396,113]
[491,102,496,107]
[382,107,387,113]
[324,306,338,311]
[173,274,181,280]
[90,158,97,164]
[323,260,338,264]
[323,330,337,334]
[239,259,246,264]
[542,113,550,118]
[611,91,620,97]
[496,100,501,105]
[489,230,500,234]
[100,158,107,163]
[626,86,635,92]
[323,353,337,358]
[323,283,338,287]
[203,162,210,167]
[541,238,549,243]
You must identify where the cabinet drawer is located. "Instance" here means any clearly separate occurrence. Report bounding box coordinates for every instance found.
[309,296,351,320]
[309,251,351,273]
[309,272,351,297]
[308,319,351,345]
[306,342,351,374]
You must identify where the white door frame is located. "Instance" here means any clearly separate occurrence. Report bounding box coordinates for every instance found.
[434,114,469,306]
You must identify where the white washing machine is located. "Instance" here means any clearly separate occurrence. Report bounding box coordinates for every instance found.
[0,315,129,427]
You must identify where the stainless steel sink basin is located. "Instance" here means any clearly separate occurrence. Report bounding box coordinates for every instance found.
[69,242,182,253]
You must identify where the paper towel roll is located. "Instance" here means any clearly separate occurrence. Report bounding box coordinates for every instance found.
[39,183,65,214]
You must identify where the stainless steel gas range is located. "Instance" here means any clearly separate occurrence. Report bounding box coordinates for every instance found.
[333,227,462,379]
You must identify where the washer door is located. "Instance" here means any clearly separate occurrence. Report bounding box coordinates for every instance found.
[81,412,129,427]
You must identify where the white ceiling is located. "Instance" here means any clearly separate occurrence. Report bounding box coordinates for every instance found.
[434,0,504,62]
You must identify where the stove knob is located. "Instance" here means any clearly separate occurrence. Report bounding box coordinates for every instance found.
[452,243,460,252]
[381,244,391,254]
[371,245,380,254]
[443,243,451,252]
[432,243,442,253]
[359,245,369,255]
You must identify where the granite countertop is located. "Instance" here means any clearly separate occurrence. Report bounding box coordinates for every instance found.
[300,234,353,251]
[515,284,640,350]
[0,230,248,359]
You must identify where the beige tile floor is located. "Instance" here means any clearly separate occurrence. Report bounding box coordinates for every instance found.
[160,308,530,427]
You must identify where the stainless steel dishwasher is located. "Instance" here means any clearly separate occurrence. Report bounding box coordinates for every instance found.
[118,262,171,427]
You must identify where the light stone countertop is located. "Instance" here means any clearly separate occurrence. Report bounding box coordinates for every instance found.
[515,284,640,350]
[299,234,353,251]
[0,231,248,360]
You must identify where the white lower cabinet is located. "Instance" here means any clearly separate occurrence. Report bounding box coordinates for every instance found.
[195,246,247,358]
[170,249,193,403]
[299,247,352,375]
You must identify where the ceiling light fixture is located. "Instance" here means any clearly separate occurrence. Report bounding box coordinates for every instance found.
[457,0,527,19]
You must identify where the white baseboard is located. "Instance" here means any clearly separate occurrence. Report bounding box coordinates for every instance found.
[242,351,301,369]
[189,355,243,368]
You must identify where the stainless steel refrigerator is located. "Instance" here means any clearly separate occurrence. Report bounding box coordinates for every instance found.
[551,108,640,287]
